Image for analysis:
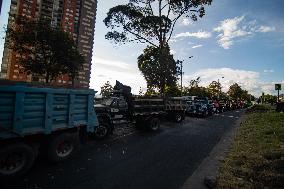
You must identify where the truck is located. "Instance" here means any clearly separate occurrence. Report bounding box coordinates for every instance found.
[186,97,214,117]
[0,81,99,178]
[93,81,187,139]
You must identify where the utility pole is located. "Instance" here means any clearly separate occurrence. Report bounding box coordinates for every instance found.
[180,60,183,96]
[180,56,193,96]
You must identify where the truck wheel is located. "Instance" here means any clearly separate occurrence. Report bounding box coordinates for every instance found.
[174,113,183,123]
[148,118,160,131]
[47,132,78,162]
[94,122,110,140]
[0,143,35,178]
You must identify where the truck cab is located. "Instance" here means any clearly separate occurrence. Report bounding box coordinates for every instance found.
[95,96,130,123]
[189,97,213,117]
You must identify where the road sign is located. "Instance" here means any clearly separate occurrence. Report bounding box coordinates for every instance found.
[275,84,281,90]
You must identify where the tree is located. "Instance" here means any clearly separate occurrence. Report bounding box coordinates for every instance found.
[6,16,84,84]
[165,84,181,96]
[183,77,209,97]
[100,81,114,98]
[189,77,201,88]
[183,85,210,97]
[104,0,212,95]
[228,83,243,100]
[263,94,277,104]
[144,86,159,97]
[207,80,221,99]
[104,0,212,48]
[138,45,179,94]
[138,87,144,97]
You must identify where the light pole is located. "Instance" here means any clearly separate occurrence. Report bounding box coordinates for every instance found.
[180,56,193,96]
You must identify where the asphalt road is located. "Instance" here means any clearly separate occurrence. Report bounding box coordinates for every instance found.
[2,110,244,189]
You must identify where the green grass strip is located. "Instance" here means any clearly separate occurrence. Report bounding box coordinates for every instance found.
[217,105,284,189]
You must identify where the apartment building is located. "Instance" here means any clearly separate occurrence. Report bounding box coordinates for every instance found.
[0,0,97,87]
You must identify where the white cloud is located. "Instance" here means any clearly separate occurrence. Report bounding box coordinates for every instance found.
[214,16,276,49]
[257,26,276,33]
[181,18,192,26]
[90,59,282,97]
[263,69,274,73]
[214,16,253,49]
[170,49,176,54]
[174,30,212,39]
[192,44,203,49]
[90,56,146,95]
[169,39,178,43]
[183,67,282,96]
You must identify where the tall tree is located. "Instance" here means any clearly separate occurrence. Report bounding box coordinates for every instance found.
[104,0,212,95]
[104,0,212,48]
[207,80,221,98]
[183,77,210,97]
[100,81,114,98]
[6,16,84,84]
[138,45,179,94]
[228,83,243,100]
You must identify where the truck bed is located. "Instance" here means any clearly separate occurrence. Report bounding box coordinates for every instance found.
[0,84,98,139]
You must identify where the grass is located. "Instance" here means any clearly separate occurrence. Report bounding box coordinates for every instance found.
[217,105,284,189]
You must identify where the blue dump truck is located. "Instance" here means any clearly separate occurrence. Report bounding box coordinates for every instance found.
[0,82,99,178]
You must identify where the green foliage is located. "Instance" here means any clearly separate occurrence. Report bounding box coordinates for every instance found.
[100,81,113,98]
[138,87,144,96]
[104,1,212,96]
[227,83,254,101]
[207,80,221,98]
[228,83,244,100]
[263,94,278,104]
[6,16,84,84]
[144,86,159,97]
[165,85,181,97]
[104,0,212,47]
[183,77,210,97]
[138,45,179,95]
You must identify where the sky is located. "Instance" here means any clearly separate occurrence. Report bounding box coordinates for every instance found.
[0,0,284,96]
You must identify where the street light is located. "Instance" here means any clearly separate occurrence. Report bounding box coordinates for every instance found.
[180,56,193,96]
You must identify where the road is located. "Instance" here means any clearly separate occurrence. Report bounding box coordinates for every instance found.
[3,110,244,189]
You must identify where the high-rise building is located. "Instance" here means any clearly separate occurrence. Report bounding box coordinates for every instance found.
[0,0,97,87]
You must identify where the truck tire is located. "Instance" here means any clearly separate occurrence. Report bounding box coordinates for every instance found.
[94,122,111,140]
[148,118,160,131]
[0,143,35,178]
[47,132,79,162]
[174,112,183,123]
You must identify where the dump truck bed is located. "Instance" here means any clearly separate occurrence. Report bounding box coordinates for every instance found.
[0,84,98,140]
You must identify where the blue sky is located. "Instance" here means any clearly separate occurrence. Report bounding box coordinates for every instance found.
[1,0,284,96]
